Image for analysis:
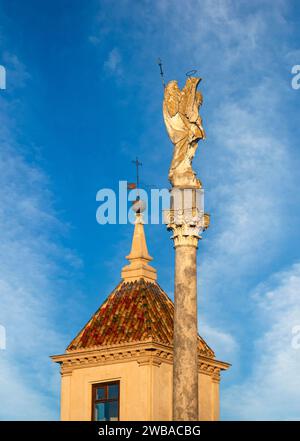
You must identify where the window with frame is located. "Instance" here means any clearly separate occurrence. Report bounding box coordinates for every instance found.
[92,381,119,421]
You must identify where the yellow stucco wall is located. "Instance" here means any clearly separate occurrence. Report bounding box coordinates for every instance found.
[60,360,219,421]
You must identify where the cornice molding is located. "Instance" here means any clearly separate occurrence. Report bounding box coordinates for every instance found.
[51,340,230,378]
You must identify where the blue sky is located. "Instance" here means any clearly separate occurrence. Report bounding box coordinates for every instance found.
[0,0,300,420]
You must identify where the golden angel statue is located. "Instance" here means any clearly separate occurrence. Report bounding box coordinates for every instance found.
[163,76,205,188]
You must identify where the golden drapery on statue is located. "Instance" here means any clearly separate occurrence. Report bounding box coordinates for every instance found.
[163,76,205,188]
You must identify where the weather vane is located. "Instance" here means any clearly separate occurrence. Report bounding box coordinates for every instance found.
[157,58,165,89]
[130,157,145,214]
[128,157,142,206]
[132,157,142,189]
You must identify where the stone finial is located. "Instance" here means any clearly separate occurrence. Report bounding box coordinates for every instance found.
[121,213,157,282]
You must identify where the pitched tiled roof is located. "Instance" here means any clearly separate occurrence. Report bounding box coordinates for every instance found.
[67,279,214,357]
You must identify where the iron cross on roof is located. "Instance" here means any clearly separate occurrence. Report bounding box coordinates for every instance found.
[132,157,142,189]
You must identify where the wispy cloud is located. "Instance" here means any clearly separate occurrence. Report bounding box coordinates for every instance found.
[0,0,297,420]
[201,322,238,362]
[1,52,30,90]
[91,0,299,420]
[201,79,293,299]
[0,57,81,420]
[222,263,300,420]
[104,47,123,77]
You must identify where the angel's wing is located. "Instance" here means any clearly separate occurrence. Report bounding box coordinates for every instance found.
[180,77,201,122]
[163,81,181,117]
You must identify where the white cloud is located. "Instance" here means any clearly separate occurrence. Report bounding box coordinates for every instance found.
[104,47,123,77]
[130,2,299,420]
[285,49,300,64]
[203,85,291,277]
[222,263,300,420]
[88,35,101,45]
[0,357,58,420]
[0,138,62,420]
[0,59,80,420]
[1,52,30,90]
[0,0,295,420]
[201,323,238,362]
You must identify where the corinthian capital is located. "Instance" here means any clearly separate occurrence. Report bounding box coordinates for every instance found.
[164,187,209,247]
[164,209,209,248]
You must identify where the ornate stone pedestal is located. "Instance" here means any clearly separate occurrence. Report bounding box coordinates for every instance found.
[165,188,209,421]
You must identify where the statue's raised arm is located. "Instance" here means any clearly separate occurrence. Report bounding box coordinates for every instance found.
[163,76,205,188]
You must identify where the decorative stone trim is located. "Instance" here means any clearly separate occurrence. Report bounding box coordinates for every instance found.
[200,363,221,382]
[137,357,162,367]
[164,207,210,248]
[51,340,229,377]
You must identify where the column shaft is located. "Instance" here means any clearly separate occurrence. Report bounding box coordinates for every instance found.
[173,244,198,421]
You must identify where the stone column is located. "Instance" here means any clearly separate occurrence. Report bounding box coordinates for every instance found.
[173,236,198,420]
[165,187,209,421]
